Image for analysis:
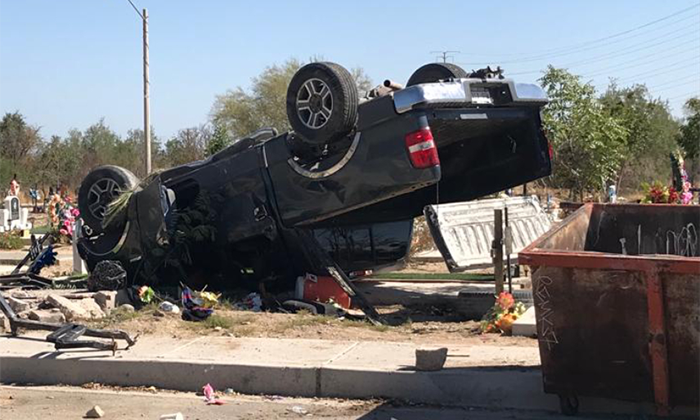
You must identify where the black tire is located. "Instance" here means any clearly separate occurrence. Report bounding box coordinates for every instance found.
[78,165,139,234]
[559,394,579,416]
[406,63,469,86]
[286,62,358,145]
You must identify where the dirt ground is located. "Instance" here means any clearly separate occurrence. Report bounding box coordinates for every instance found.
[88,303,537,347]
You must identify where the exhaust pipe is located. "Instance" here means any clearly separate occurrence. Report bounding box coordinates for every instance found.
[383,79,403,91]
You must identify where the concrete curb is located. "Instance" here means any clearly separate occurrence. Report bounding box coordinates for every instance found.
[1,356,691,416]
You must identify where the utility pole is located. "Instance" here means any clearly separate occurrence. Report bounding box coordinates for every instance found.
[126,0,151,175]
[142,8,151,175]
[430,50,460,63]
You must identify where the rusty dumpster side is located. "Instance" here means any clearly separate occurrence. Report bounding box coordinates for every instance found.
[519,203,700,415]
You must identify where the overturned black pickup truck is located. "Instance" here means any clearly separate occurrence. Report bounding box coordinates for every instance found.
[77,62,551,292]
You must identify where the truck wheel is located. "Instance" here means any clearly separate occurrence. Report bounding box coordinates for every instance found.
[559,394,579,416]
[406,63,468,86]
[286,62,358,145]
[78,165,139,234]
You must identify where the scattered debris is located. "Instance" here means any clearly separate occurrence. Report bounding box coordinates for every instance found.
[28,309,65,323]
[119,303,135,312]
[46,294,92,321]
[202,383,225,405]
[27,245,57,274]
[233,292,263,312]
[159,301,180,315]
[93,291,117,313]
[160,413,184,420]
[6,296,31,313]
[415,347,448,371]
[288,405,309,415]
[84,405,105,418]
[137,285,155,304]
[181,287,216,321]
[296,273,351,309]
[0,291,137,352]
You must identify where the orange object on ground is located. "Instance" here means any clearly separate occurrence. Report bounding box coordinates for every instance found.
[296,273,352,309]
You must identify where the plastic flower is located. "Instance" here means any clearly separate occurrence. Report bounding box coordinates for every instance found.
[496,292,515,311]
[668,187,679,204]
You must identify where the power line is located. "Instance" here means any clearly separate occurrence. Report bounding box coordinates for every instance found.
[647,74,700,93]
[125,0,144,19]
[456,4,700,60]
[582,48,700,79]
[509,33,700,76]
[460,14,700,65]
[614,59,700,84]
[666,91,699,102]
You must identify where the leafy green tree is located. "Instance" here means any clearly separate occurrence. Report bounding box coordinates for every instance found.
[212,59,373,138]
[0,112,41,188]
[34,135,82,192]
[677,97,700,184]
[677,97,700,159]
[539,67,628,200]
[600,83,678,190]
[164,125,211,166]
[205,123,230,157]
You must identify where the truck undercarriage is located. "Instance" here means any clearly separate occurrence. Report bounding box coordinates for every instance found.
[76,62,551,295]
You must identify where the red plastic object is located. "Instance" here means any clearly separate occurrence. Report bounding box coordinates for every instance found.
[296,274,352,309]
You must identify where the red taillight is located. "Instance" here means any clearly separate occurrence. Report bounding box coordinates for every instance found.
[548,142,553,161]
[405,127,439,169]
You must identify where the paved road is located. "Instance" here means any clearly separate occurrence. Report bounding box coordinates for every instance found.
[0,386,642,420]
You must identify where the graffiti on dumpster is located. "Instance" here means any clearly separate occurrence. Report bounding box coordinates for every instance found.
[535,275,559,350]
[660,223,698,257]
[624,223,698,257]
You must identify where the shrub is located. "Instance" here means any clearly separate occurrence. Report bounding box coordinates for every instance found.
[0,231,23,250]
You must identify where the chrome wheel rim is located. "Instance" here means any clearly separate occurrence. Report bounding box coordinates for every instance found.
[296,78,333,129]
[87,178,120,220]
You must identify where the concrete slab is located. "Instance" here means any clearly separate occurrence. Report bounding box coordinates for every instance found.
[513,306,537,337]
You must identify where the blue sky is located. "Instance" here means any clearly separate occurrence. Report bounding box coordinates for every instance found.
[1,0,698,140]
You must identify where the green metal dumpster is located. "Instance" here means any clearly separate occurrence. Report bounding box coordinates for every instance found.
[519,204,700,416]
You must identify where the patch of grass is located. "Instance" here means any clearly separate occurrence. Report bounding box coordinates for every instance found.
[369,272,492,281]
[201,314,234,329]
[30,225,52,235]
[340,319,390,332]
[91,304,145,328]
[271,313,335,333]
[0,231,23,250]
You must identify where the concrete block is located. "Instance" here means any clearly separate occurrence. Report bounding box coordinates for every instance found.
[7,296,31,313]
[10,290,32,299]
[94,291,117,312]
[46,294,103,321]
[415,347,448,371]
[28,309,66,323]
[85,405,105,418]
[79,298,106,319]
[512,306,537,337]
